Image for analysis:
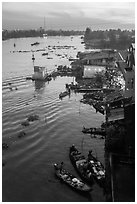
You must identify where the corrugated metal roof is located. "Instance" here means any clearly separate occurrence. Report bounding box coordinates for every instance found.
[83,52,111,60]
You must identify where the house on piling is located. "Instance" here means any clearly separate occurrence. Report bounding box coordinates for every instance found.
[32,66,47,80]
[117,43,135,100]
[105,43,135,126]
[81,50,116,66]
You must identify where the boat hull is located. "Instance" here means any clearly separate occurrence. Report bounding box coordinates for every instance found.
[69,147,105,188]
[69,148,94,185]
[54,165,92,193]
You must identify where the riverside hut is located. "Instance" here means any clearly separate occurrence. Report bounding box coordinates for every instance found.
[32,66,46,80]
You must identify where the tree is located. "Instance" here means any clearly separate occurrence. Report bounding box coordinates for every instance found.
[84,27,91,40]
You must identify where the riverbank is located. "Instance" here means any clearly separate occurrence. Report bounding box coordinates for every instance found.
[2,29,84,41]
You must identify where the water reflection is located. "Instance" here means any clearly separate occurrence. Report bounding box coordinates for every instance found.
[34,80,45,91]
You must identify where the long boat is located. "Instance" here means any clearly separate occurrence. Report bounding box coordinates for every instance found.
[31,42,40,46]
[54,163,92,193]
[87,153,105,187]
[59,91,70,99]
[69,147,94,185]
[69,146,105,187]
[82,127,106,136]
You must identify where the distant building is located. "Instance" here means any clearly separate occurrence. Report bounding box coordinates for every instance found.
[115,34,120,40]
[82,51,115,66]
[107,107,124,122]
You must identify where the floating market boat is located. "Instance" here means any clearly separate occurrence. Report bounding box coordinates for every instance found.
[69,147,94,185]
[82,127,106,136]
[87,152,105,187]
[54,163,92,193]
[69,146,105,187]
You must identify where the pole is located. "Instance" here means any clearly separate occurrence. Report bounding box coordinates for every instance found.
[32,51,35,67]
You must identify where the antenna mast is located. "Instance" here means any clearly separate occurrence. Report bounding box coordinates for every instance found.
[44,17,45,31]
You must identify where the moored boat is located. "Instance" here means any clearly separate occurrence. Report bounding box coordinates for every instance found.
[54,163,92,193]
[42,52,48,56]
[82,127,106,136]
[69,146,105,187]
[59,91,70,99]
[87,151,105,187]
[93,103,104,115]
[31,42,40,46]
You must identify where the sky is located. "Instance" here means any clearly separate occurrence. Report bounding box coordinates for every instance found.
[2,1,135,31]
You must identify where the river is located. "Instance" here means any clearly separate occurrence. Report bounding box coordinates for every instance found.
[2,36,105,202]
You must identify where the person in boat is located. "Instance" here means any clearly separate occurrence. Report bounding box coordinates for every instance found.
[68,87,71,94]
[70,144,78,153]
[54,163,59,170]
[54,162,64,173]
[86,169,92,178]
[88,150,93,161]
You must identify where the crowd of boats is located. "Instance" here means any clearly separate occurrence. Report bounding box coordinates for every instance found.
[54,145,105,193]
[11,42,77,60]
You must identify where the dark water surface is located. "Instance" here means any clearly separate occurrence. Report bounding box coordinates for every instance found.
[2,36,105,202]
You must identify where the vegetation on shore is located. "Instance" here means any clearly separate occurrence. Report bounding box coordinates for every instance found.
[84,27,135,50]
[2,29,84,40]
[2,27,135,50]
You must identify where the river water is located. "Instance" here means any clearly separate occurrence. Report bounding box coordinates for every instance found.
[2,36,105,202]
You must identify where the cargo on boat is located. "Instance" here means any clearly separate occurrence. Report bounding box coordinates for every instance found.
[69,146,94,185]
[69,146,105,187]
[54,163,92,193]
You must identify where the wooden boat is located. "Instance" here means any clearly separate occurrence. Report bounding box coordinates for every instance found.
[54,164,92,193]
[31,42,40,46]
[69,146,105,187]
[82,127,106,136]
[68,57,77,61]
[87,153,105,187]
[59,91,70,99]
[42,52,48,56]
[69,147,94,185]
